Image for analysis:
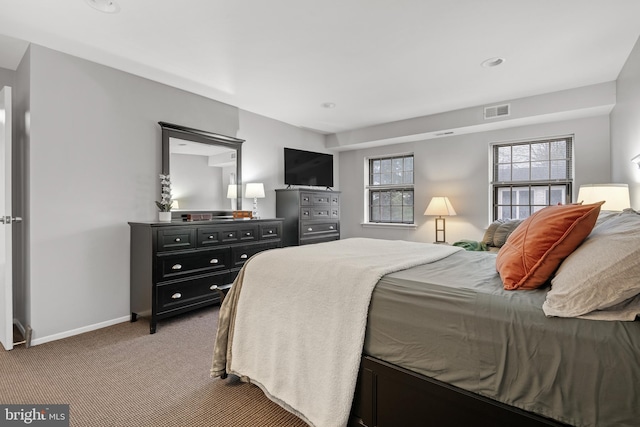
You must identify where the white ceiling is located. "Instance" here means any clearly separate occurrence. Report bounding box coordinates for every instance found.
[0,0,639,135]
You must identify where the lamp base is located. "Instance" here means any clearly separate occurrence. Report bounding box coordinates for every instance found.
[252,198,259,219]
[434,216,447,244]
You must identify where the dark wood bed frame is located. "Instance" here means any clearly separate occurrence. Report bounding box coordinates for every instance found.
[349,356,570,427]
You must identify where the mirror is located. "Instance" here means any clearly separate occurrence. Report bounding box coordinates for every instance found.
[159,122,243,218]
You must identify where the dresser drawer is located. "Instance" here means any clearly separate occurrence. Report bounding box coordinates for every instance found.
[301,207,333,220]
[300,221,339,238]
[238,225,259,242]
[260,222,282,240]
[231,243,278,268]
[218,225,259,243]
[157,228,196,252]
[300,192,314,206]
[156,272,230,314]
[197,228,223,247]
[157,248,230,280]
[312,194,331,205]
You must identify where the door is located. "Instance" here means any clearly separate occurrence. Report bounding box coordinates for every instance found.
[0,86,13,350]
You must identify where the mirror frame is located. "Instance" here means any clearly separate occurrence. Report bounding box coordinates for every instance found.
[159,121,244,218]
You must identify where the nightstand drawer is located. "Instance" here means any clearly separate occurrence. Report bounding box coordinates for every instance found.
[156,272,230,314]
[157,248,230,280]
[157,228,196,252]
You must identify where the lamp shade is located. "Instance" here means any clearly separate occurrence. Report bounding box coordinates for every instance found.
[245,183,265,199]
[227,184,238,199]
[424,197,457,216]
[577,184,630,211]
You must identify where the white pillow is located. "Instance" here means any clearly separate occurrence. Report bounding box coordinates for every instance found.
[542,209,640,321]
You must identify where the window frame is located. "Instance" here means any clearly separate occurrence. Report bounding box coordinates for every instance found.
[364,153,415,225]
[491,136,574,221]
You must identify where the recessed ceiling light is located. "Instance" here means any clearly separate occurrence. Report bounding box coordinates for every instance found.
[321,102,336,109]
[481,57,505,68]
[85,0,120,13]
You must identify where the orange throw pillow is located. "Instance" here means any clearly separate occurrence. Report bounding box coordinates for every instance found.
[496,202,604,290]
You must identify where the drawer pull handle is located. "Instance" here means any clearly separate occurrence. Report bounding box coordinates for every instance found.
[245,232,251,236]
[210,259,219,264]
[268,230,273,234]
[171,293,182,299]
[228,233,234,237]
[303,212,309,216]
[329,226,334,230]
[210,285,218,290]
[172,264,182,270]
[308,227,313,232]
[240,254,248,259]
[175,237,181,242]
[208,235,214,239]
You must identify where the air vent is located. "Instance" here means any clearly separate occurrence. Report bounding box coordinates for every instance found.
[484,104,510,120]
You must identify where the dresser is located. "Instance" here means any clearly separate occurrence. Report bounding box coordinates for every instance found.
[276,189,340,246]
[129,218,283,333]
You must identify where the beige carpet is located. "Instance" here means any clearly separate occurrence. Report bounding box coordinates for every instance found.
[0,306,308,427]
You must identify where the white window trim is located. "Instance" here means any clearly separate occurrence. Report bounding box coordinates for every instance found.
[489,134,574,221]
[363,152,415,226]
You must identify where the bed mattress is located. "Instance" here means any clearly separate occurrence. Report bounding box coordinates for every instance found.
[364,251,640,427]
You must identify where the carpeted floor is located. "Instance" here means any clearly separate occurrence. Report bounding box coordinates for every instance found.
[0,306,308,427]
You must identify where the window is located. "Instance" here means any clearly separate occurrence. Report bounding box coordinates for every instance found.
[491,137,573,220]
[367,154,414,224]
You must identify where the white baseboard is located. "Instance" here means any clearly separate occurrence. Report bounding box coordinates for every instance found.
[30,315,131,347]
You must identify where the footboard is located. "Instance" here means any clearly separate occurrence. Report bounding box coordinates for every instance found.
[350,356,569,427]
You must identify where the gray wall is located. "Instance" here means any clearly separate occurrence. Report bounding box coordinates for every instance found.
[0,68,14,88]
[237,109,331,218]
[23,45,328,344]
[339,114,611,244]
[611,36,640,207]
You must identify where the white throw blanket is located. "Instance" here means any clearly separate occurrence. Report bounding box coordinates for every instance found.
[225,238,462,427]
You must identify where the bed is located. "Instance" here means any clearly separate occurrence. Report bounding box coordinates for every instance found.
[211,204,640,427]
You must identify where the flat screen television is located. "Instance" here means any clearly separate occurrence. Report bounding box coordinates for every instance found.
[284,148,334,188]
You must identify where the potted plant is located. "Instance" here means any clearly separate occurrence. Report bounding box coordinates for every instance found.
[156,174,173,222]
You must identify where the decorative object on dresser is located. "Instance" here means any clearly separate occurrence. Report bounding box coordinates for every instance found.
[129,218,283,333]
[276,188,340,246]
[156,174,174,222]
[232,210,253,219]
[424,196,456,244]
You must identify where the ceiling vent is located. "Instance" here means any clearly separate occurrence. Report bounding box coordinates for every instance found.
[484,103,510,120]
